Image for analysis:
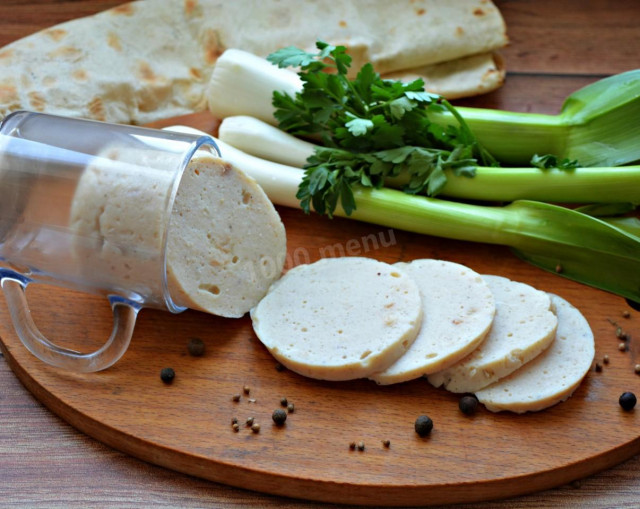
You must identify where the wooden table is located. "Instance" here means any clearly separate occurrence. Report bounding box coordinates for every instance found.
[1,1,639,507]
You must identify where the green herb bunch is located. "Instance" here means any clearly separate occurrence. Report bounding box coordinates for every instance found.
[267,41,499,216]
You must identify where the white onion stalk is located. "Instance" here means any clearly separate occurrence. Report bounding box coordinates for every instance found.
[207,48,640,167]
[217,116,640,204]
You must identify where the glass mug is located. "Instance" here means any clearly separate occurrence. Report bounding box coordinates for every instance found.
[0,111,220,372]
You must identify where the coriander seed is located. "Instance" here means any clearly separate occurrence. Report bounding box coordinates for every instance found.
[414,415,433,437]
[603,354,610,365]
[232,423,240,432]
[459,395,479,415]
[622,310,631,318]
[287,403,295,413]
[232,394,241,402]
[187,337,205,357]
[272,408,287,426]
[243,385,251,395]
[160,367,175,384]
[619,392,637,411]
[246,416,254,426]
[634,364,640,374]
[618,342,627,351]
[357,441,365,451]
[280,397,288,407]
[251,423,261,433]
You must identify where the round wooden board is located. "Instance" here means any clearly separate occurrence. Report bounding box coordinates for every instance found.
[1,205,639,506]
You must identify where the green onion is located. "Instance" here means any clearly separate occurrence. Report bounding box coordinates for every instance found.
[207,50,640,168]
[219,115,640,204]
[440,70,640,167]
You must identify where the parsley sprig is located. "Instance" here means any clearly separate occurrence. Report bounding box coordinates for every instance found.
[267,41,498,216]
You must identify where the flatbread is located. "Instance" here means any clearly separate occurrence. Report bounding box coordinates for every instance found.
[0,0,507,124]
[382,52,505,100]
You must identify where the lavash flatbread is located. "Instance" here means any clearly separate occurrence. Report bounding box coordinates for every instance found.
[0,0,507,124]
[383,52,505,100]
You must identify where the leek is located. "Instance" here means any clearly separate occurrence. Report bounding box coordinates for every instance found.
[207,49,640,167]
[219,116,640,204]
[166,126,640,303]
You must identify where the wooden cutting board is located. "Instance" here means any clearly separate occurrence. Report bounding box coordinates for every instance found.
[1,125,639,505]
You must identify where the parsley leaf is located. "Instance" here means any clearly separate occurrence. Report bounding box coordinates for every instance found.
[268,41,496,217]
[531,154,580,170]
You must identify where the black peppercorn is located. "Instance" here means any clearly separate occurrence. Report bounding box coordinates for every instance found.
[619,392,637,411]
[414,415,433,437]
[160,367,175,384]
[272,408,287,425]
[459,395,479,415]
[280,397,288,407]
[187,337,205,357]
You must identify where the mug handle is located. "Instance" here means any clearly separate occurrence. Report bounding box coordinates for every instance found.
[0,271,139,372]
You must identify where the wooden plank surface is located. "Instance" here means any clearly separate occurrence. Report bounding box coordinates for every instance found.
[1,0,640,507]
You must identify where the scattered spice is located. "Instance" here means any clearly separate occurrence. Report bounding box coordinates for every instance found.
[619,392,637,411]
[414,415,434,437]
[187,337,205,356]
[615,326,624,339]
[246,416,255,426]
[232,394,241,402]
[231,417,238,425]
[459,395,479,415]
[251,422,261,433]
[272,408,287,425]
[232,423,240,432]
[280,397,288,407]
[248,398,257,403]
[275,362,285,372]
[287,403,295,413]
[357,441,365,451]
[618,342,627,352]
[160,367,175,384]
[243,385,251,395]
[555,264,563,274]
[634,364,640,374]
[382,439,391,448]
[349,441,356,450]
[595,362,603,373]
[603,354,610,365]
[622,310,631,319]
